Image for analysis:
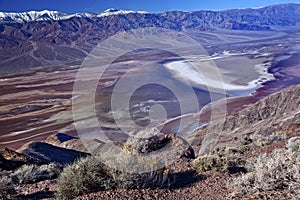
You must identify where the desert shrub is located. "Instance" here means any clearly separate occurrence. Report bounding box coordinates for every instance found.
[57,129,176,199]
[56,156,113,199]
[192,154,244,174]
[57,155,172,199]
[210,146,250,156]
[255,133,287,147]
[12,163,62,184]
[0,175,16,200]
[193,147,246,174]
[229,147,300,199]
[192,154,228,173]
[108,164,170,189]
[240,135,253,145]
[287,136,300,152]
[241,132,287,147]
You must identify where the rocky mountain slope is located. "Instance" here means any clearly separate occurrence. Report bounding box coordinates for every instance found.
[0,9,147,23]
[190,84,300,156]
[0,4,299,74]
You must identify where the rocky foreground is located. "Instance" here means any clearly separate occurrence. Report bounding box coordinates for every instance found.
[0,84,299,199]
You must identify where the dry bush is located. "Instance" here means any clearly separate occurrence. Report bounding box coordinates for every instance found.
[0,175,16,200]
[229,141,300,199]
[192,147,246,174]
[287,136,300,152]
[56,155,171,199]
[192,154,245,174]
[192,154,229,173]
[57,129,177,199]
[109,167,170,189]
[251,132,287,147]
[12,163,62,184]
[56,156,113,199]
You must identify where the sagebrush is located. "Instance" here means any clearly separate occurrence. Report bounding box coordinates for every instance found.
[192,147,246,174]
[56,156,113,199]
[229,140,300,199]
[56,155,171,199]
[12,163,62,184]
[0,175,16,200]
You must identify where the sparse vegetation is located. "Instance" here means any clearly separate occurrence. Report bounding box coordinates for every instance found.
[56,154,171,199]
[287,136,300,152]
[192,147,246,174]
[56,156,113,199]
[12,163,62,184]
[252,132,287,147]
[0,163,62,199]
[192,154,245,174]
[241,132,287,147]
[109,166,170,189]
[192,154,229,173]
[229,138,300,199]
[0,174,16,200]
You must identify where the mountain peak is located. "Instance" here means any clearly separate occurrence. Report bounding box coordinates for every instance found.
[0,8,148,23]
[0,10,69,23]
[97,8,148,17]
[103,8,120,13]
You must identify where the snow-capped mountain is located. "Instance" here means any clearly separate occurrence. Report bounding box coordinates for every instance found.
[97,8,148,17]
[0,10,69,23]
[0,9,148,23]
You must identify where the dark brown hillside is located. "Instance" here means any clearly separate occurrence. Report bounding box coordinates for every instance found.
[190,84,300,156]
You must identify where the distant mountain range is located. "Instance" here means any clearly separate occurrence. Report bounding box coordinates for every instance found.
[0,9,148,23]
[0,4,299,74]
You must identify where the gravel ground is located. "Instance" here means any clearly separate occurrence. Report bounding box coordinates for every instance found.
[16,158,231,200]
[75,158,231,200]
